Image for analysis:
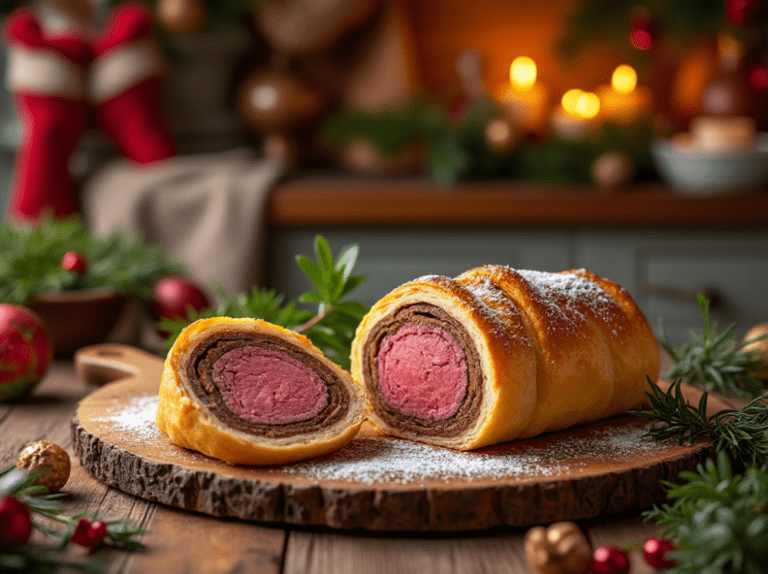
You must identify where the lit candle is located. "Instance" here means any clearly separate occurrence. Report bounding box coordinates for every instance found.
[495,56,550,134]
[597,64,652,125]
[550,89,601,140]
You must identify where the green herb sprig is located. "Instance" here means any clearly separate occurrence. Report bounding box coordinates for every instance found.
[642,452,768,574]
[0,216,182,305]
[632,379,768,469]
[0,466,145,573]
[659,295,768,398]
[159,236,368,370]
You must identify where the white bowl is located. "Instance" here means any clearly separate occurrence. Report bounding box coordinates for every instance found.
[650,133,768,195]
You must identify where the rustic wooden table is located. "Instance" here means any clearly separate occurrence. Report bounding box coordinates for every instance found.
[5,357,732,574]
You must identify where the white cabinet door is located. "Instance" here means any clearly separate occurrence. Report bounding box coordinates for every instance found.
[576,229,768,343]
[267,227,574,305]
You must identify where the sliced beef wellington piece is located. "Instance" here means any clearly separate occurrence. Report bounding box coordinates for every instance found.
[157,317,366,465]
[351,266,659,450]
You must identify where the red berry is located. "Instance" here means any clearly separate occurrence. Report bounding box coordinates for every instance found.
[0,496,33,546]
[643,537,676,569]
[589,545,630,574]
[152,276,210,321]
[71,518,107,549]
[61,251,88,276]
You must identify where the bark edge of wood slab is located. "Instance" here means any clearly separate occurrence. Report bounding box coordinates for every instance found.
[71,343,720,532]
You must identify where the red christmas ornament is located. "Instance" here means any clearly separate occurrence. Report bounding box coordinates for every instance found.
[629,6,655,50]
[61,251,88,276]
[71,518,107,549]
[725,0,759,26]
[589,546,630,574]
[152,276,210,321]
[0,304,53,402]
[0,496,33,546]
[643,537,676,569]
[749,63,768,92]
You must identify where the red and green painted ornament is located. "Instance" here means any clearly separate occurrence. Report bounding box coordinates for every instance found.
[0,304,53,402]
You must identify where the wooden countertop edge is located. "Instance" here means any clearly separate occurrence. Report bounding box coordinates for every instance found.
[267,178,768,227]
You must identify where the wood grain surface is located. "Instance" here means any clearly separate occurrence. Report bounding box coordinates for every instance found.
[2,353,742,573]
[267,178,768,227]
[71,343,726,532]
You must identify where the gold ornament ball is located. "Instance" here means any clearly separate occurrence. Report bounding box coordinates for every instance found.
[743,323,768,379]
[237,70,323,134]
[16,440,71,493]
[524,521,593,574]
[484,117,518,154]
[157,0,206,35]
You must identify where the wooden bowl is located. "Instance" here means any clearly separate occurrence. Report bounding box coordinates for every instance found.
[27,290,129,357]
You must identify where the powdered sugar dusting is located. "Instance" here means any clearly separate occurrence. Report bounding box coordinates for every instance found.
[518,269,622,332]
[94,396,672,486]
[97,394,161,443]
[271,421,670,485]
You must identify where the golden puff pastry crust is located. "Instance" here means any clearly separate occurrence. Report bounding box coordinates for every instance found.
[157,317,367,465]
[351,266,659,450]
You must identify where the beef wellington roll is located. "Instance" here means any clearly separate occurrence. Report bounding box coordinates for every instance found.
[157,317,367,465]
[351,266,659,450]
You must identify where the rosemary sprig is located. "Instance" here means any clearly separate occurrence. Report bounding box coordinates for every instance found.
[658,294,767,398]
[631,378,768,469]
[1,466,146,553]
[642,451,768,574]
[159,235,368,370]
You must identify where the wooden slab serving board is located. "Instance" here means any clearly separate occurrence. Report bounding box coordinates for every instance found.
[72,344,725,532]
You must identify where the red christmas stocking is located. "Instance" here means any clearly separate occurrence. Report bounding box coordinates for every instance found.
[5,9,90,220]
[90,3,175,164]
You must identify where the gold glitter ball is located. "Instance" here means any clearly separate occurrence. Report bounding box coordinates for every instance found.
[16,441,71,493]
[524,521,592,574]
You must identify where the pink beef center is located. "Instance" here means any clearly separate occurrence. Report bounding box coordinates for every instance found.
[377,324,468,420]
[213,346,328,425]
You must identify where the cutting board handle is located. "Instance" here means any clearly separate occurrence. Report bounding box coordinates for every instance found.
[75,344,165,386]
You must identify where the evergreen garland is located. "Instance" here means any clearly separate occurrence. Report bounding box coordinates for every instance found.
[0,216,182,305]
[321,97,663,185]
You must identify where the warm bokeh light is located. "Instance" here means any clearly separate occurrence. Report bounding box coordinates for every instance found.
[561,89,584,115]
[510,56,537,91]
[561,89,599,119]
[611,65,637,94]
[718,34,743,63]
[576,92,600,118]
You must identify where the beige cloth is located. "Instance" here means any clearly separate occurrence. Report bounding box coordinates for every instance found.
[82,149,285,296]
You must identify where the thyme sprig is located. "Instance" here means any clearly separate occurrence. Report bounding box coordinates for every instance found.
[658,295,767,398]
[631,379,768,469]
[642,452,768,574]
[159,235,368,370]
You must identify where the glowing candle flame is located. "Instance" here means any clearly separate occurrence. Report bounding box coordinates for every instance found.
[510,57,537,91]
[576,92,600,118]
[561,89,583,115]
[611,65,637,95]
